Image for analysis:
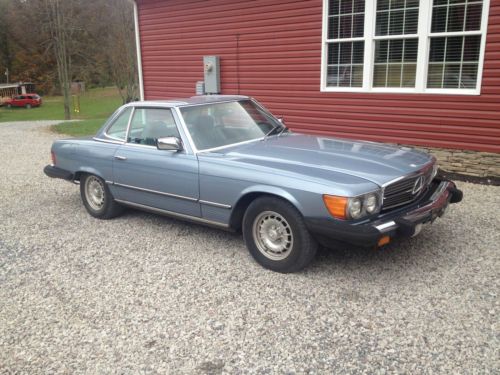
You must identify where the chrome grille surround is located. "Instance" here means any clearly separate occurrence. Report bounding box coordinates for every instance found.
[382,162,435,211]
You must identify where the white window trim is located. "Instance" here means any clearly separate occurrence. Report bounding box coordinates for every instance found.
[320,0,491,95]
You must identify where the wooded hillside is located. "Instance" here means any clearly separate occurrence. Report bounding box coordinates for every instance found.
[0,0,138,118]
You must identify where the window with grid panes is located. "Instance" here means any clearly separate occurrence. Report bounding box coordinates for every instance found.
[322,0,489,94]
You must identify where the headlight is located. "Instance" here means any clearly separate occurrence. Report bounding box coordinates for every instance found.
[323,191,381,220]
[364,193,378,214]
[347,198,362,219]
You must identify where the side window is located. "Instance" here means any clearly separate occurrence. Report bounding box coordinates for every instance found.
[127,108,180,146]
[106,107,132,141]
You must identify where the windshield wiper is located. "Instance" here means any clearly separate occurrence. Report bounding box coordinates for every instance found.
[263,125,287,140]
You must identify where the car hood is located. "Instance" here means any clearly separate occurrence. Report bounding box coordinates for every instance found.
[214,133,433,186]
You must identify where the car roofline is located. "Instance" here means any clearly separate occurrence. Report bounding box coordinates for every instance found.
[123,95,250,109]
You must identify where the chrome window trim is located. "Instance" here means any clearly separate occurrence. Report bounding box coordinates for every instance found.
[114,199,229,229]
[92,137,124,145]
[176,98,250,109]
[197,137,266,154]
[176,98,282,154]
[103,106,134,142]
[173,106,199,153]
[121,142,182,151]
[122,142,157,149]
[124,106,136,143]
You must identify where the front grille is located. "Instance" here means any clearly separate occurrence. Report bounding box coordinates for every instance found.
[382,167,434,210]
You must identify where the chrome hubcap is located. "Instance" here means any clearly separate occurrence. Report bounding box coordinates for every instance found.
[252,211,293,261]
[85,176,105,211]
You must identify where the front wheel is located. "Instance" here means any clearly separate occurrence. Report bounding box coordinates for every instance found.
[242,197,317,273]
[7,104,11,108]
[80,174,124,219]
[25,103,31,109]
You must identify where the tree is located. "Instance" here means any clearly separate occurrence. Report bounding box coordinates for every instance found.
[0,0,14,84]
[95,0,138,103]
[2,0,138,106]
[43,0,74,119]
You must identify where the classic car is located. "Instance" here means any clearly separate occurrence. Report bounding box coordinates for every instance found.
[44,95,463,273]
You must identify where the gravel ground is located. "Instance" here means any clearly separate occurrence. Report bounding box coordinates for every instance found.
[0,121,498,374]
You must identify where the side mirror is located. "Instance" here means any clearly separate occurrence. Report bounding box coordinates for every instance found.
[277,116,285,124]
[157,137,183,151]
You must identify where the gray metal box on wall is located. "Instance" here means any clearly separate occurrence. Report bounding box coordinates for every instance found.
[203,56,220,94]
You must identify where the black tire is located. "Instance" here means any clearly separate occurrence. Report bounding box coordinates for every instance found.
[242,196,317,273]
[80,174,124,219]
[25,104,31,109]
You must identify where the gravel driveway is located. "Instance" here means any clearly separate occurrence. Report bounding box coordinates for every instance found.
[0,121,498,374]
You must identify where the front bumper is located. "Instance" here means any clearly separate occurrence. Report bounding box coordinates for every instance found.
[43,165,74,181]
[305,179,463,248]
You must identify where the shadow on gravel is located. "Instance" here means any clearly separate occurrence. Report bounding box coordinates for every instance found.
[48,196,452,279]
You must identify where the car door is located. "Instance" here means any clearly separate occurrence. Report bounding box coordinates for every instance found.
[111,107,200,217]
[13,96,23,107]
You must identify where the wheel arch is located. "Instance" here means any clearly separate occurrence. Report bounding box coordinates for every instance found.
[74,167,106,182]
[229,186,304,231]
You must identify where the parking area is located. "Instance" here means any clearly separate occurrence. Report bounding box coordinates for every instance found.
[0,121,498,374]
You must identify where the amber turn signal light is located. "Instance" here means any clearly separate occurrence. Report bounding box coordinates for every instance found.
[378,235,390,247]
[323,195,348,219]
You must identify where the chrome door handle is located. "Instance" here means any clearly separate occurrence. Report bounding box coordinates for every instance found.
[114,155,127,160]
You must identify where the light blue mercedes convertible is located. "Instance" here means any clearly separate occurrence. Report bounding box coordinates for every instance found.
[44,95,462,273]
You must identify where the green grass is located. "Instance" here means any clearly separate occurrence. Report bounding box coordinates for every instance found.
[52,118,108,137]
[0,87,123,136]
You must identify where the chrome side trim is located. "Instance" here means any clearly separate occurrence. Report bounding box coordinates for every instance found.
[106,181,232,209]
[199,200,232,209]
[114,199,229,229]
[110,181,197,202]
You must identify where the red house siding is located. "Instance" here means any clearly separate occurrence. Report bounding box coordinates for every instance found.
[137,0,500,153]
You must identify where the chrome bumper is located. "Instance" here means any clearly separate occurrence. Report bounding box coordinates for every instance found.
[374,180,461,236]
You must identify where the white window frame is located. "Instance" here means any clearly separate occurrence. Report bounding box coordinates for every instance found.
[320,0,491,95]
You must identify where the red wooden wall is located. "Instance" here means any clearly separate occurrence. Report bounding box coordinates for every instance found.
[137,0,500,153]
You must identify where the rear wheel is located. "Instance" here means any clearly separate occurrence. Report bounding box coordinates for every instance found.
[242,197,317,273]
[25,103,31,109]
[80,174,124,219]
[7,104,11,108]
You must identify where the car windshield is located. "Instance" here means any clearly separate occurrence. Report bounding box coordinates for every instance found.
[179,99,282,151]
